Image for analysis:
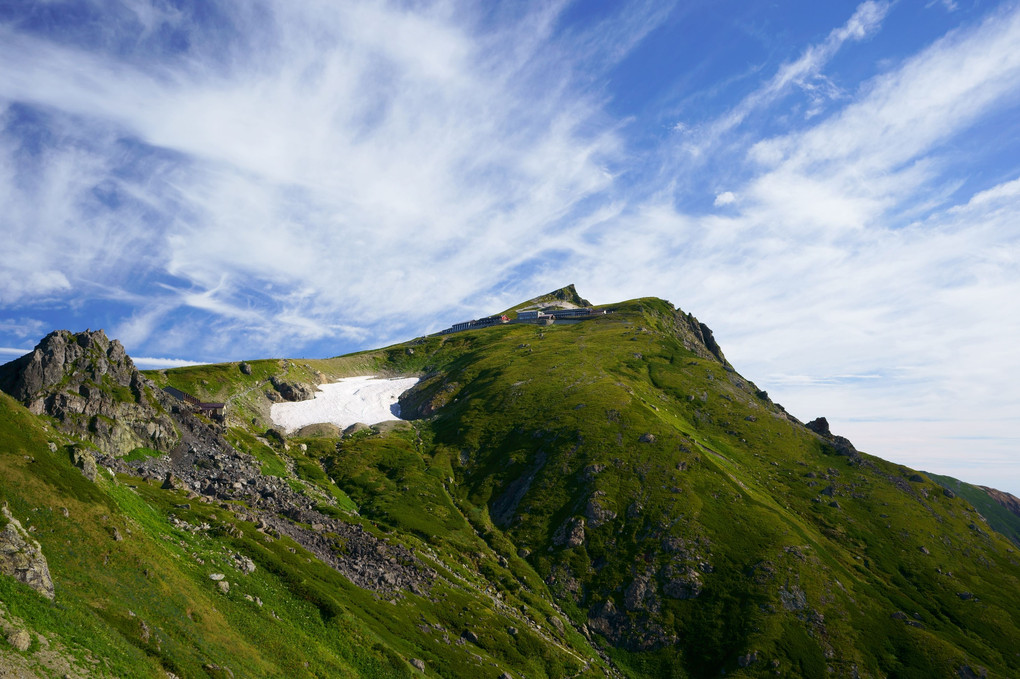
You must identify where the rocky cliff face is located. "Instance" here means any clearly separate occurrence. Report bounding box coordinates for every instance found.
[0,505,54,600]
[0,330,178,456]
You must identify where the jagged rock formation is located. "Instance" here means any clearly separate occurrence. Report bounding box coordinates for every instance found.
[0,330,178,456]
[0,505,55,599]
[806,416,861,460]
[0,330,434,599]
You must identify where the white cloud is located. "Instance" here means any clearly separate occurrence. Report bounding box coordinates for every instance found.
[0,1,626,354]
[570,5,1020,492]
[131,356,204,370]
[2,1,1020,493]
[713,191,736,206]
[0,318,46,340]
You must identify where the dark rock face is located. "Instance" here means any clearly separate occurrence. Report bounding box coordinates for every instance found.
[0,330,178,456]
[805,416,860,460]
[0,505,55,600]
[670,310,732,369]
[806,417,831,437]
[697,323,727,365]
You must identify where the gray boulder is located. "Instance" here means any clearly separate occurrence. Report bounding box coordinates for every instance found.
[0,505,55,600]
[553,517,586,548]
[269,376,316,402]
[71,446,98,482]
[6,629,31,652]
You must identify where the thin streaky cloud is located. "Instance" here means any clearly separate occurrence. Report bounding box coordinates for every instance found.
[1,1,1020,493]
[682,1,891,158]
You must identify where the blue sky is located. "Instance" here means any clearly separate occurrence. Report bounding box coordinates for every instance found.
[2,0,1020,493]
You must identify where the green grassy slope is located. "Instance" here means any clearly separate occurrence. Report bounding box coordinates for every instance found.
[0,391,609,677]
[0,391,421,678]
[926,472,1020,547]
[4,294,1020,678]
[384,297,1020,678]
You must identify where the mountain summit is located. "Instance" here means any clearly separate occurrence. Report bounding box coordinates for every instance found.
[505,284,592,313]
[1,291,1019,678]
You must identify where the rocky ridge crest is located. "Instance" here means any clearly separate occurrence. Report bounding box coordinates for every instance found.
[0,330,178,456]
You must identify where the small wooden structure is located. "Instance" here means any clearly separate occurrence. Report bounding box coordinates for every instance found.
[163,386,225,419]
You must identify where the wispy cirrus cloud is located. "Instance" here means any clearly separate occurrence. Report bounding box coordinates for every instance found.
[2,1,1020,492]
[567,3,1020,488]
[679,1,891,159]
[0,0,627,356]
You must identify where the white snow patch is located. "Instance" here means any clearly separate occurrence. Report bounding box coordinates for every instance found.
[269,375,420,433]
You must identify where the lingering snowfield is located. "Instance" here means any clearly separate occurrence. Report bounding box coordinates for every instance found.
[269,375,420,433]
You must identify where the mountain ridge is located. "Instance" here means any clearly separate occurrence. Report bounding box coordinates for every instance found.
[1,290,1019,678]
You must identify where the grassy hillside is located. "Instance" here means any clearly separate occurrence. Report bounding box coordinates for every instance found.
[0,391,608,677]
[387,297,1020,678]
[926,472,1020,547]
[3,294,1020,678]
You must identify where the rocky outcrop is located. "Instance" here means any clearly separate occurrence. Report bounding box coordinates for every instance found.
[696,322,726,365]
[585,492,617,528]
[671,310,733,368]
[623,575,659,612]
[806,417,861,461]
[70,446,98,482]
[553,517,586,548]
[661,565,702,600]
[0,505,55,599]
[0,330,179,456]
[805,417,832,437]
[269,376,316,402]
